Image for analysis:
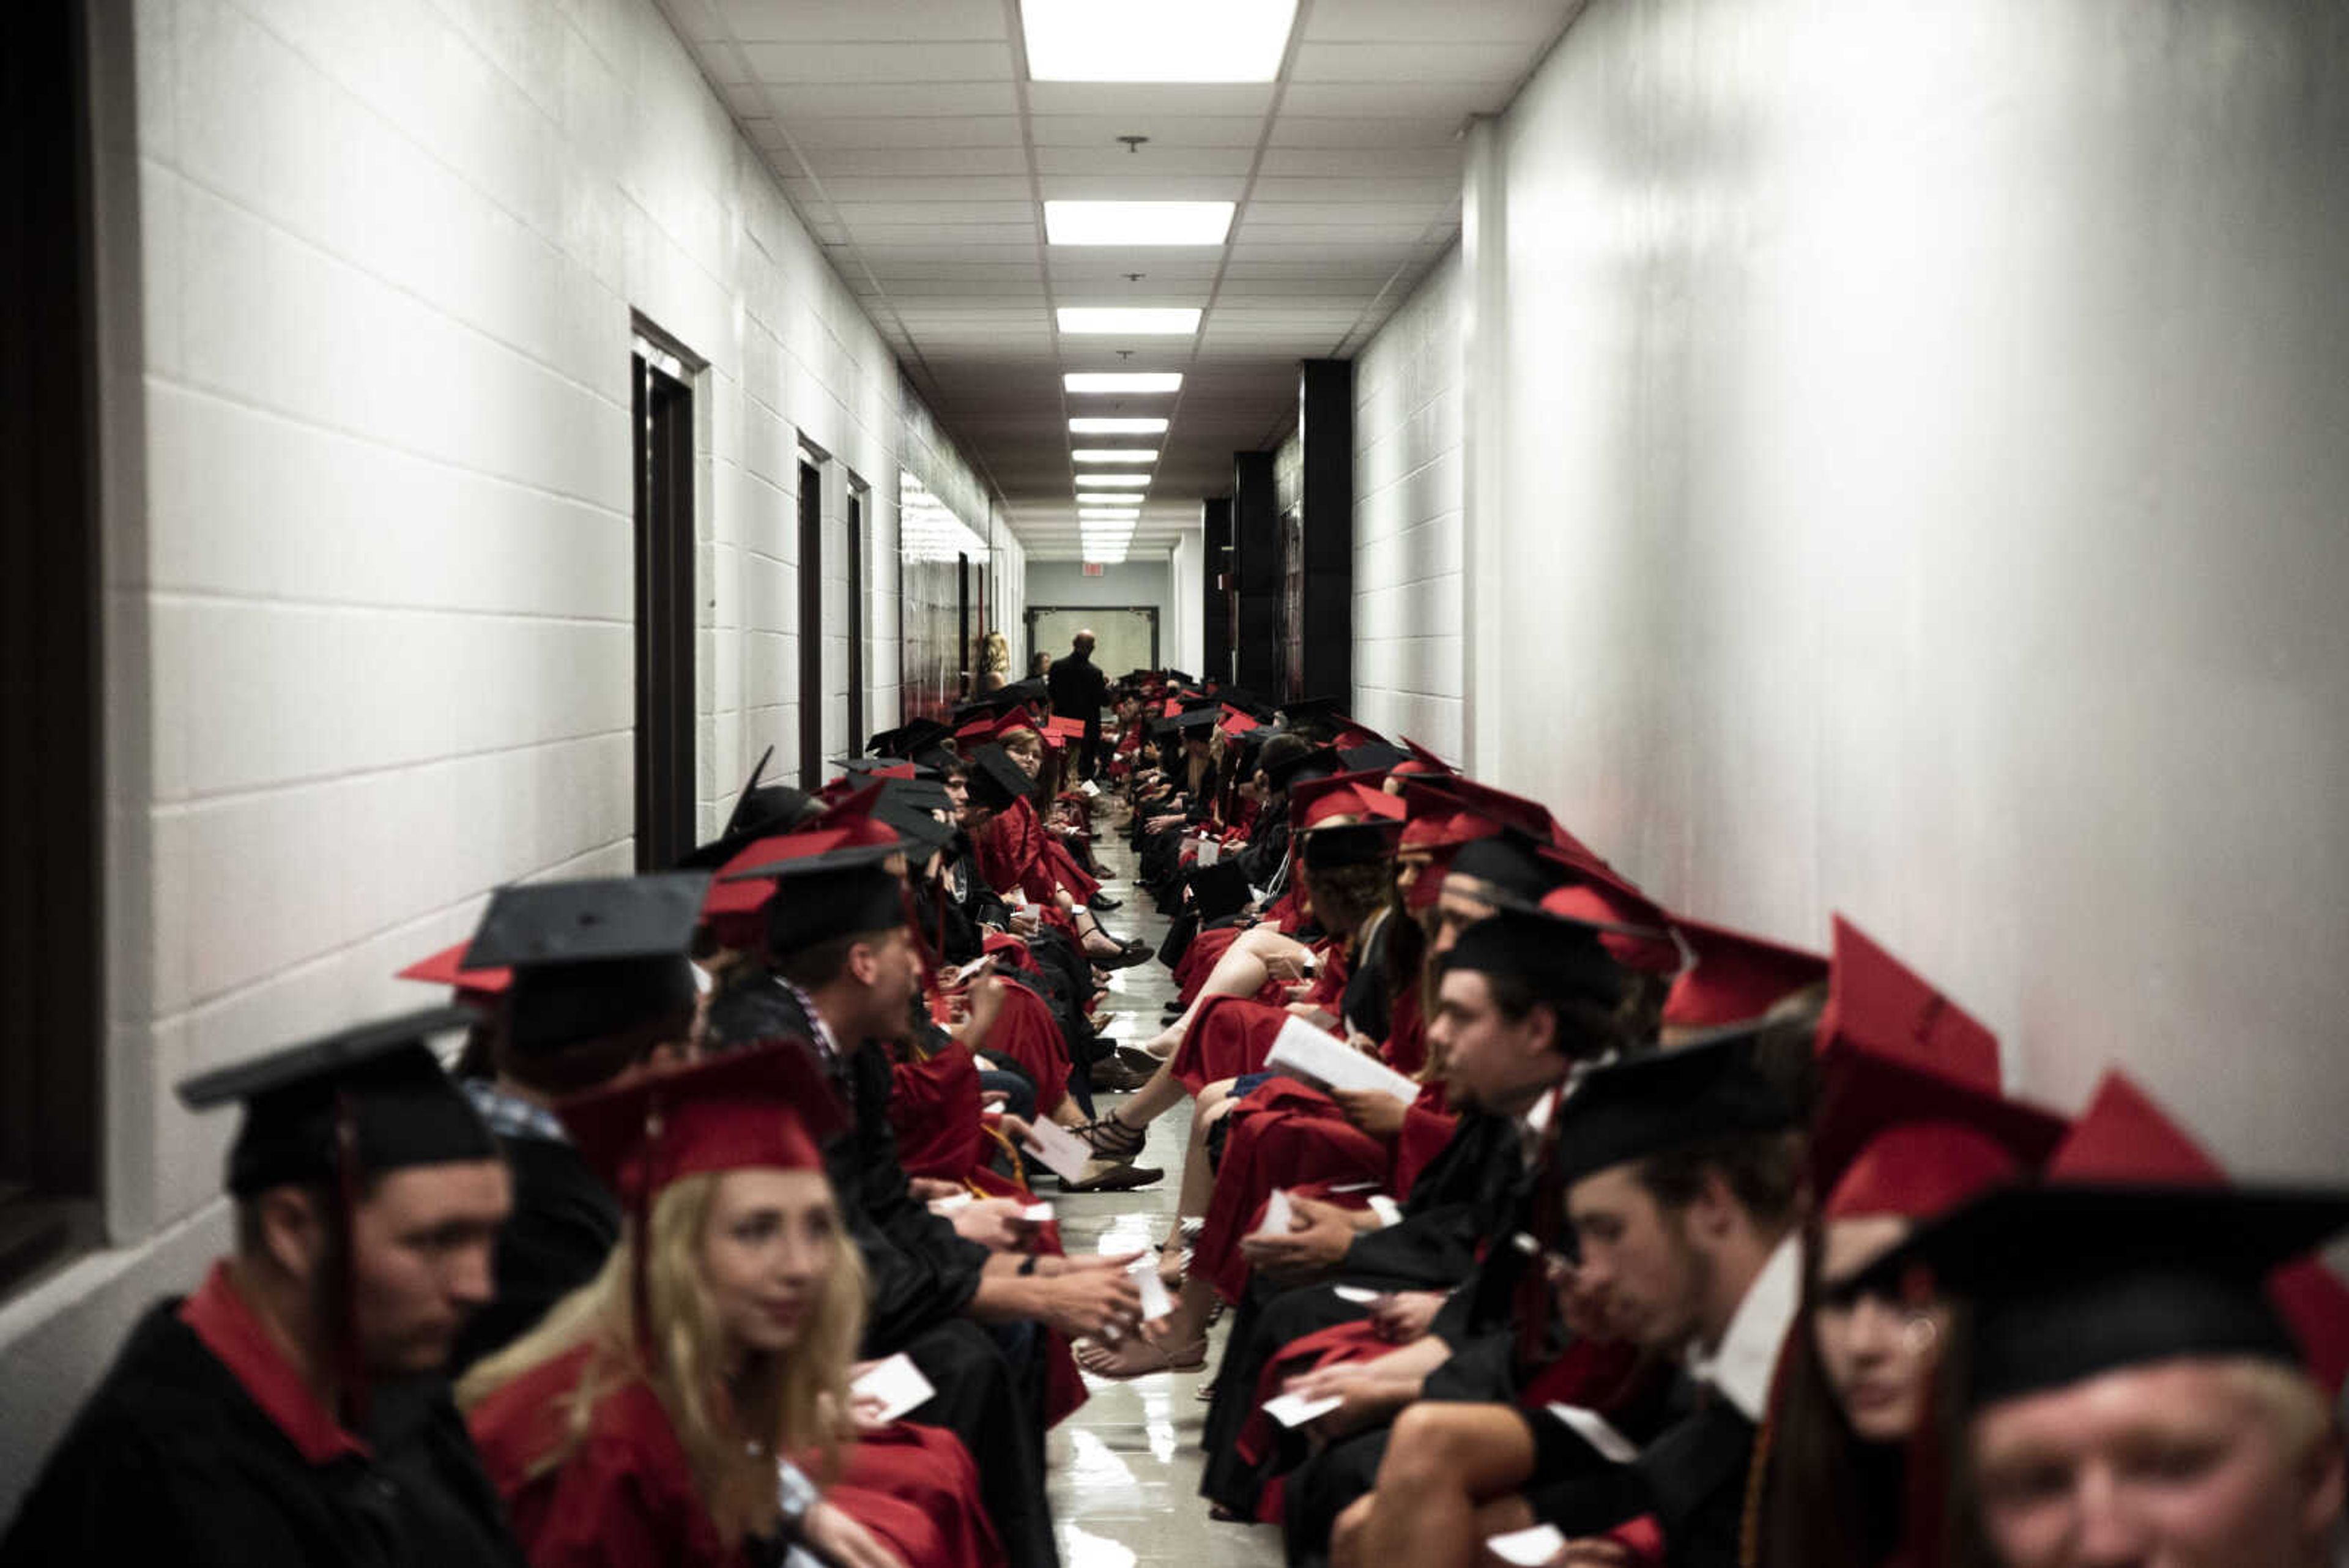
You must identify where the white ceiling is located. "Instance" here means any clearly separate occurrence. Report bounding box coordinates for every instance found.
[654,0,1587,559]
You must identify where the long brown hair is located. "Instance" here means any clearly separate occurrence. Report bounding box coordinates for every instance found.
[458,1172,866,1547]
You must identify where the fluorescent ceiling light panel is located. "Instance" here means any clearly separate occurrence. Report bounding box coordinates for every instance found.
[1045,201,1234,247]
[1058,308,1200,336]
[1063,372,1182,395]
[1069,417,1168,434]
[1022,0,1297,84]
[1073,449,1160,464]
[1076,474,1151,487]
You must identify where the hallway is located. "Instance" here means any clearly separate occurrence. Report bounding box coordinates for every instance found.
[1044,831,1282,1568]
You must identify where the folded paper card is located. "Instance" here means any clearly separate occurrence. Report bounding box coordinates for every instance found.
[1256,1187,1296,1237]
[1545,1403,1640,1464]
[851,1353,937,1424]
[1485,1525,1568,1567]
[1022,1118,1095,1183]
[1264,1017,1419,1105]
[1262,1391,1343,1428]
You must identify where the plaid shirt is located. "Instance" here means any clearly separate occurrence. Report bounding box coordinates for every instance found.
[462,1077,570,1145]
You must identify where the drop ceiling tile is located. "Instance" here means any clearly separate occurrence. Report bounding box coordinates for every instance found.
[1280,81,1502,117]
[1025,83,1278,119]
[742,40,1015,84]
[812,177,1037,203]
[1028,114,1270,149]
[1265,114,1465,147]
[1256,146,1462,179]
[796,146,1031,176]
[1034,145,1258,177]
[1036,174,1249,203]
[716,0,1009,42]
[831,200,1038,225]
[783,114,1026,147]
[1301,0,1584,43]
[1247,178,1461,207]
[1289,42,1532,82]
[840,221,1041,245]
[764,82,1019,117]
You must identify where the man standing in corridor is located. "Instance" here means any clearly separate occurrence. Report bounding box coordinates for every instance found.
[1047,627,1109,779]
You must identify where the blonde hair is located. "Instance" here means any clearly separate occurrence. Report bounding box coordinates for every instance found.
[458,1172,866,1547]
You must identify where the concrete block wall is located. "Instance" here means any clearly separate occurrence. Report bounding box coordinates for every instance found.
[1,0,982,1509]
[1349,248,1464,760]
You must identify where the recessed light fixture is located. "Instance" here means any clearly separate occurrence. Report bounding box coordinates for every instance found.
[1075,474,1151,488]
[1069,417,1168,434]
[1080,508,1142,520]
[1057,307,1200,335]
[1063,372,1182,395]
[1023,0,1298,84]
[1073,449,1159,464]
[1045,201,1234,247]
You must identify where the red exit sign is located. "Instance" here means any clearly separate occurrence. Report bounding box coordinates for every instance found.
[1082,562,1104,576]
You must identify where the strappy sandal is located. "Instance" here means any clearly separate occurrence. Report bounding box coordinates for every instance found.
[1075,1334,1209,1380]
[1077,1111,1148,1161]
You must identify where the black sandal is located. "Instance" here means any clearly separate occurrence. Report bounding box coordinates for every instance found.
[1078,1111,1148,1162]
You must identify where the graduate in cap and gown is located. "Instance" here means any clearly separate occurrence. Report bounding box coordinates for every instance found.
[1,1009,525,1568]
[1883,1071,2349,1568]
[461,1046,998,1568]
[699,822,1143,1568]
[439,871,711,1375]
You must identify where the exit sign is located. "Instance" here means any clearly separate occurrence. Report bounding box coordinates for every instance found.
[1082,562,1104,576]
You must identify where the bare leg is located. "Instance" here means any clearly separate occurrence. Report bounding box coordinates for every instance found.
[1351,1403,1540,1568]
[1136,931,1301,1055]
[1163,1085,1239,1288]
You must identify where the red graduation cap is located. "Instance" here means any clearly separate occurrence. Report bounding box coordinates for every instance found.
[1044,715,1086,741]
[395,939,513,1000]
[1395,737,1454,777]
[700,793,902,944]
[1288,770,1402,829]
[1661,917,1830,1029]
[2045,1072,2349,1395]
[1537,879,1682,975]
[562,1042,845,1205]
[1816,915,1999,1090]
[1218,705,1260,736]
[1812,1049,2066,1221]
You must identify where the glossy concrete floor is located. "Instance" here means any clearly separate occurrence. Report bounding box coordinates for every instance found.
[1044,826,1285,1568]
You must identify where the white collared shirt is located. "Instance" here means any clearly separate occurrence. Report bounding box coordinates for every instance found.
[1685,1232,1802,1422]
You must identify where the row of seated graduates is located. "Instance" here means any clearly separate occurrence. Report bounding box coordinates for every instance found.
[1075,671,2349,1568]
[398,719,1180,1568]
[0,704,1191,1568]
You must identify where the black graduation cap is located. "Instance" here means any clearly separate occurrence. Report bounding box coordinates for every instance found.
[872,780,958,864]
[868,718,951,759]
[1263,743,1341,791]
[1438,902,1632,1014]
[178,1004,495,1197]
[1216,686,1277,721]
[1339,742,1410,776]
[1546,1028,1800,1187]
[720,832,907,957]
[831,754,940,779]
[1177,692,1222,712]
[1278,695,1348,726]
[962,743,1032,812]
[1164,705,1225,735]
[673,748,818,870]
[1879,1182,2349,1406]
[1298,819,1404,870]
[464,874,709,1055]
[1447,827,1570,904]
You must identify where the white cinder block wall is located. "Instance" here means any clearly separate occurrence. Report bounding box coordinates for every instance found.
[0,0,987,1507]
[1168,526,1206,678]
[1450,0,2349,1184]
[1349,248,1465,762]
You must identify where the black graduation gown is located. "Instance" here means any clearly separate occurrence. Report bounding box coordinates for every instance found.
[1198,1110,1525,1516]
[1526,1392,1759,1568]
[449,1130,620,1377]
[0,1299,524,1568]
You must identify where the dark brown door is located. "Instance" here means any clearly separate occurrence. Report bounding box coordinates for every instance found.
[797,462,824,786]
[631,350,695,871]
